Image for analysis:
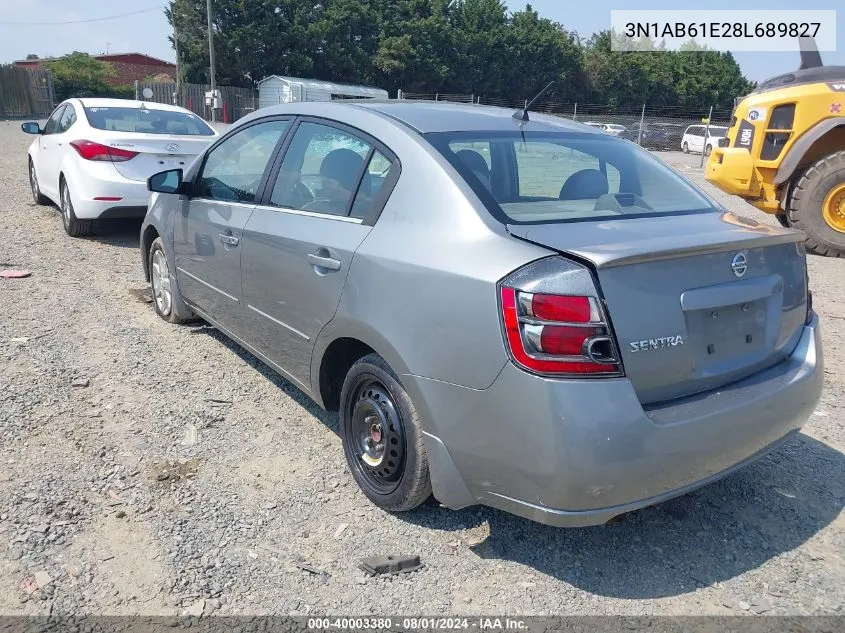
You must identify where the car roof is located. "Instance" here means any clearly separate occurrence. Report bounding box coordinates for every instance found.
[73,98,194,113]
[348,100,602,134]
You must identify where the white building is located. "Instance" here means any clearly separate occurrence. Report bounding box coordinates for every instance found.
[257,75,388,109]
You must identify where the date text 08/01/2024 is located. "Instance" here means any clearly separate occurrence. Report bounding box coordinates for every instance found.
[306,618,529,630]
[624,22,821,39]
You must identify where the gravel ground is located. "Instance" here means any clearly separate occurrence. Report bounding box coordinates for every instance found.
[1,120,843,617]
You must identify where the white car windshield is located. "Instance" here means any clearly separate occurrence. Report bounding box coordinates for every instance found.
[83,106,215,136]
[426,130,718,224]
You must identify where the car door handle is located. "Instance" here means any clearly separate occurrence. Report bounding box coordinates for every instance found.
[307,253,341,271]
[219,233,239,247]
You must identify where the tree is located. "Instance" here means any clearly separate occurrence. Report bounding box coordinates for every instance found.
[584,30,754,110]
[46,52,118,101]
[162,0,754,107]
[25,54,39,60]
[504,5,587,103]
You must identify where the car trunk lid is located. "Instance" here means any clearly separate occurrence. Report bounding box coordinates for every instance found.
[507,212,808,404]
[93,135,212,182]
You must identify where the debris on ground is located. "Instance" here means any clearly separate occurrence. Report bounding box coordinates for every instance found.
[0,269,31,279]
[333,523,349,539]
[33,571,52,589]
[71,377,90,388]
[359,554,424,576]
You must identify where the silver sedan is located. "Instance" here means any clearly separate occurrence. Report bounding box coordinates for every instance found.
[140,101,822,527]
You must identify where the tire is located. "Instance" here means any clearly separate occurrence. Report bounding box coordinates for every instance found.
[776,213,790,228]
[788,150,845,257]
[60,178,93,238]
[29,158,49,205]
[148,237,191,324]
[682,142,689,154]
[339,354,432,512]
[704,144,712,157]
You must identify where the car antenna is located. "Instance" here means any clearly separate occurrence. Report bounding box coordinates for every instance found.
[798,36,823,70]
[512,81,555,122]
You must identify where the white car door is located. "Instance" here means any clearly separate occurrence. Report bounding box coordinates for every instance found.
[35,105,68,201]
[691,127,705,153]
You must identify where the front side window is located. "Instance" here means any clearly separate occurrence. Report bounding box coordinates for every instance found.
[43,105,66,135]
[269,122,372,216]
[84,106,215,136]
[196,119,291,202]
[426,131,718,224]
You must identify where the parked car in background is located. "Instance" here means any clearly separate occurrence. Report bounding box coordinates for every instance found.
[682,125,728,156]
[21,98,218,237]
[140,101,821,527]
[602,123,627,136]
[620,122,685,150]
[582,121,605,129]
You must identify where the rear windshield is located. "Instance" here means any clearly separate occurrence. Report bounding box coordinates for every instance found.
[425,130,718,224]
[83,106,215,136]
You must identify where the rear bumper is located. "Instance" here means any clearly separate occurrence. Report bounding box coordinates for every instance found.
[65,162,150,219]
[409,314,822,527]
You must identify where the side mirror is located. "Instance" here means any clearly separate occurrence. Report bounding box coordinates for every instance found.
[148,169,184,194]
[21,122,41,135]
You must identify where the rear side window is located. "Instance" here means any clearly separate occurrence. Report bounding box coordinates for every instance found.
[350,150,396,219]
[57,105,77,133]
[426,130,717,224]
[84,106,215,136]
[269,121,372,216]
[196,119,291,202]
[43,105,66,135]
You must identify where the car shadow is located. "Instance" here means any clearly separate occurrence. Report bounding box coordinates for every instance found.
[194,324,339,432]
[399,433,844,599]
[182,323,843,600]
[90,218,144,248]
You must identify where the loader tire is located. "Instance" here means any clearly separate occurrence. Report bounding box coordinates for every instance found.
[788,150,845,257]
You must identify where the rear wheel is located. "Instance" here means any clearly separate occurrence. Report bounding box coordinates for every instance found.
[704,144,712,157]
[29,159,49,205]
[60,179,93,238]
[339,354,431,512]
[682,142,689,154]
[788,150,845,257]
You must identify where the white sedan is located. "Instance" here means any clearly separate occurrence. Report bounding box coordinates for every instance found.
[22,98,218,237]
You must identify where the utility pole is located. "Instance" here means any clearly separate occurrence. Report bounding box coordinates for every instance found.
[174,24,181,107]
[206,0,217,122]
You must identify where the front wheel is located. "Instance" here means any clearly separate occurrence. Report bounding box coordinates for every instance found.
[60,179,93,238]
[339,354,431,512]
[29,159,49,205]
[682,142,689,154]
[148,237,191,324]
[704,144,712,157]
[788,150,845,257]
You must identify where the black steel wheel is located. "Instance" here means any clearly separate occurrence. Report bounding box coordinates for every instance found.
[346,377,406,494]
[339,354,431,511]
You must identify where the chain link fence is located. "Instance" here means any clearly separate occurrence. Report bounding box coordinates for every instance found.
[398,91,733,155]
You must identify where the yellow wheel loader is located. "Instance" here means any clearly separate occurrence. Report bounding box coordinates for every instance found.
[706,39,845,256]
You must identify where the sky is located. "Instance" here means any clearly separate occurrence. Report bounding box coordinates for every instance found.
[0,0,843,83]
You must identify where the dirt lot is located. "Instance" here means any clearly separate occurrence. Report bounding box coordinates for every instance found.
[1,121,843,617]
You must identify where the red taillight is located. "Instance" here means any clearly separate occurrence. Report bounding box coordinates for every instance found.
[532,294,592,322]
[501,287,621,376]
[70,140,138,162]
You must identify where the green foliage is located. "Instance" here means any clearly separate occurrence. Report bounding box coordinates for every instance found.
[165,0,756,109]
[45,52,128,101]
